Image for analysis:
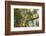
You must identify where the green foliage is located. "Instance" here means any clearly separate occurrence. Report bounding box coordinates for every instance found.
[14,8,39,27]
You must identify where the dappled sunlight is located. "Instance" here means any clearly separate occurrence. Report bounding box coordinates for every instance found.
[14,8,39,27]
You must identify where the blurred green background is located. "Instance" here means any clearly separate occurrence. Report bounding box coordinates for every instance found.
[14,8,39,27]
